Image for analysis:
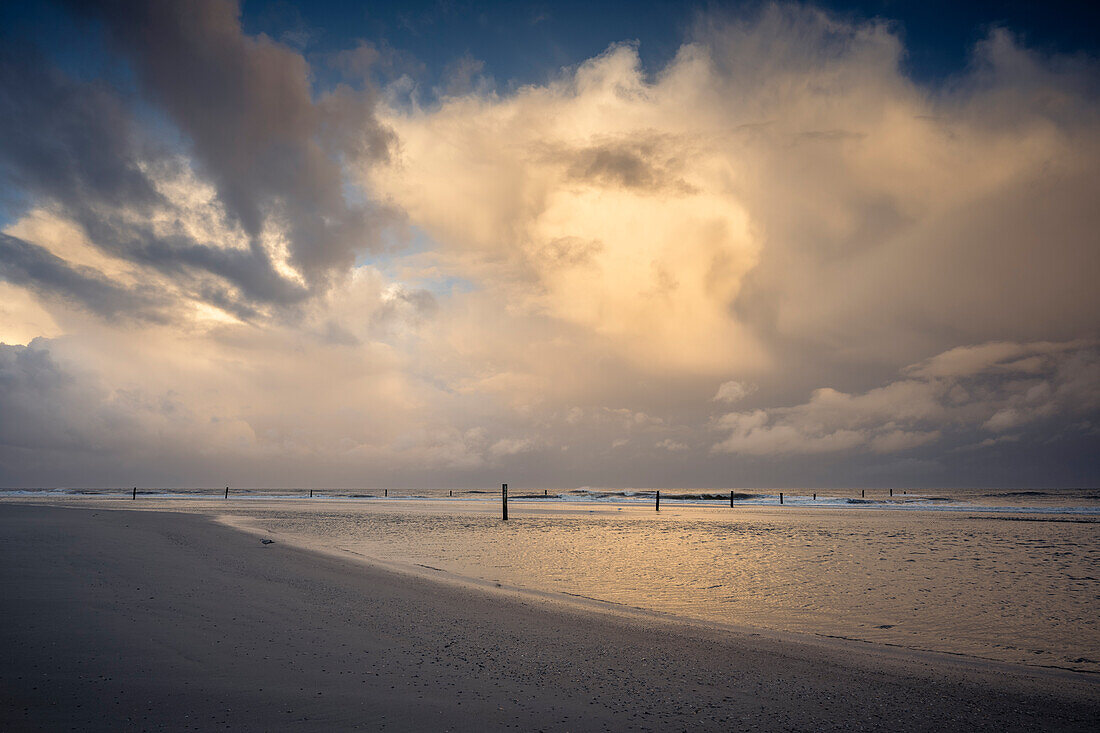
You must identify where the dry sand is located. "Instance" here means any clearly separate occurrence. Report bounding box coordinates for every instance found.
[1,503,1097,731]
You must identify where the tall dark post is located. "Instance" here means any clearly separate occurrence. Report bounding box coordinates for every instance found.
[656,490,660,512]
[544,489,548,497]
[890,488,893,497]
[385,489,388,497]
[730,490,734,508]
[132,486,136,500]
[780,492,784,505]
[861,489,865,498]
[449,490,453,497]
[309,489,313,498]
[813,493,816,501]
[225,486,229,499]
[502,483,508,521]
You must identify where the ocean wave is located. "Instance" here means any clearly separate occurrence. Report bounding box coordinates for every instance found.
[565,490,759,501]
[983,491,1051,498]
[667,492,759,501]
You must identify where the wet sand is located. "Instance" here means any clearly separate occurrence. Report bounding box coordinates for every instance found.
[1,504,1097,731]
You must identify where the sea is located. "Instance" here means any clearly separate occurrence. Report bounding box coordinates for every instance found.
[3,486,1098,672]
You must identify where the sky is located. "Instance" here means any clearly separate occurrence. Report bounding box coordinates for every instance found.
[0,0,1098,489]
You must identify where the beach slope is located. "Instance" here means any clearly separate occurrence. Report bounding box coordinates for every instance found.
[1,504,1096,731]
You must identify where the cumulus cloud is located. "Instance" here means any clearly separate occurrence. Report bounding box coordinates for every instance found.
[368,4,1100,379]
[365,42,766,373]
[714,380,756,404]
[712,341,1099,455]
[490,437,536,457]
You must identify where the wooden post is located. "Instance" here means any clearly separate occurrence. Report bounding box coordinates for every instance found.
[813,493,816,501]
[656,490,660,512]
[225,486,229,499]
[861,489,865,498]
[730,490,734,508]
[780,492,784,505]
[502,483,508,521]
[309,489,313,498]
[384,489,388,497]
[449,490,452,497]
[890,489,893,497]
[132,486,136,500]
[544,489,548,496]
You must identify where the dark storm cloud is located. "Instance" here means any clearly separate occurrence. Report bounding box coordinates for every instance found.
[68,0,394,285]
[0,342,96,452]
[0,233,166,321]
[0,28,371,316]
[0,340,170,486]
[0,43,310,314]
[72,215,309,311]
[0,45,161,214]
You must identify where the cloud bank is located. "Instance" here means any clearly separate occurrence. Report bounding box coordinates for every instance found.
[713,340,1099,455]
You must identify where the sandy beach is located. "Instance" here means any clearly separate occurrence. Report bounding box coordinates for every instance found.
[0,503,1096,731]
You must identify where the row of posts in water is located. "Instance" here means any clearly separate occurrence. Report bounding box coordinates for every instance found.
[128,486,543,500]
[131,486,399,499]
[501,485,902,520]
[128,484,902,518]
